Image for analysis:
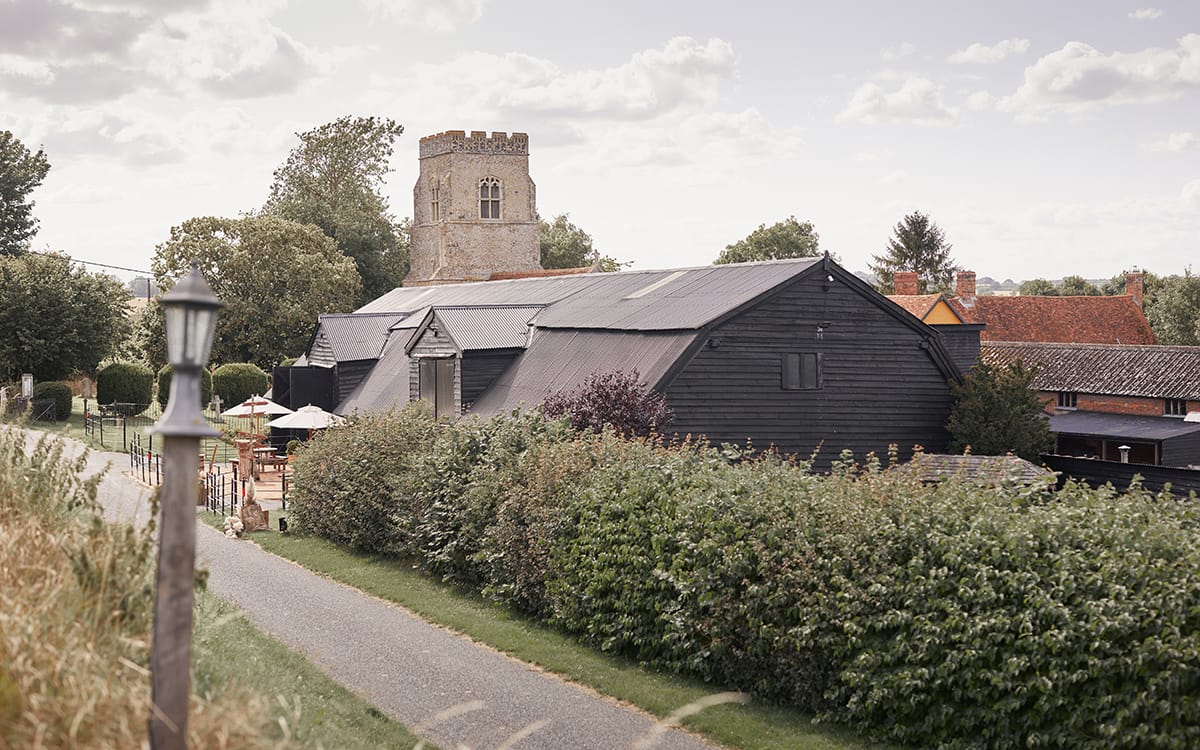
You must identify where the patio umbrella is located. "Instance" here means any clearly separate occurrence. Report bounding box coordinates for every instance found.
[221,395,293,418]
[267,403,345,432]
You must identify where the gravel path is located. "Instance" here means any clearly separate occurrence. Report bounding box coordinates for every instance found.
[22,430,722,750]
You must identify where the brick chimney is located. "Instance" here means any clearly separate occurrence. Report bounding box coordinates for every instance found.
[893,271,919,295]
[1126,269,1144,309]
[956,270,977,301]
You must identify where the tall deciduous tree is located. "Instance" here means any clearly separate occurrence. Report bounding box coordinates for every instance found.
[539,213,621,271]
[1018,278,1059,296]
[715,216,822,264]
[947,361,1054,462]
[263,116,406,304]
[146,215,361,369]
[0,253,129,380]
[1145,269,1200,346]
[0,131,51,256]
[870,211,957,294]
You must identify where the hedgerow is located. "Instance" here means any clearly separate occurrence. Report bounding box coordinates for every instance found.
[289,406,1200,748]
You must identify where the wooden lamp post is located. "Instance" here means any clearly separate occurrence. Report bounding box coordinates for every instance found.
[148,262,223,749]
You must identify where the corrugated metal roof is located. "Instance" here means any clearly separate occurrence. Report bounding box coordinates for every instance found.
[317,313,406,362]
[1050,411,1200,441]
[981,342,1200,400]
[334,332,411,416]
[355,259,821,331]
[468,329,698,417]
[434,306,542,351]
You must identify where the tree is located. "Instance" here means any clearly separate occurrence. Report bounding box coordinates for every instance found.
[0,252,130,380]
[542,370,673,438]
[0,131,51,256]
[1057,275,1101,296]
[147,215,361,370]
[263,116,407,304]
[870,211,957,294]
[539,213,621,271]
[947,361,1053,461]
[1018,278,1059,296]
[1145,269,1200,346]
[715,216,822,264]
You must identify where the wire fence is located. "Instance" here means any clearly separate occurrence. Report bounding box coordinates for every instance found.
[85,401,239,461]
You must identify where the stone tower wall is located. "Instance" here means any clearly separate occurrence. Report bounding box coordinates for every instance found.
[407,130,541,286]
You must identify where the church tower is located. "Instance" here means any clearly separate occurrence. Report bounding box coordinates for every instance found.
[406,130,541,286]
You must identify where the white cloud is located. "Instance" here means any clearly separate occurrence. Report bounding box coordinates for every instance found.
[362,0,487,32]
[1143,132,1198,152]
[836,76,957,125]
[880,42,915,62]
[877,170,908,185]
[965,90,994,110]
[1030,179,1200,227]
[998,35,1200,117]
[1128,8,1165,21]
[947,38,1031,64]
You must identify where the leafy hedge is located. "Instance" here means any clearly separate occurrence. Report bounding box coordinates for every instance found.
[96,362,153,415]
[156,364,214,408]
[31,381,72,421]
[211,363,268,409]
[290,407,1200,749]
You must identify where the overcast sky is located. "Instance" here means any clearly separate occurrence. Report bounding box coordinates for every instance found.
[3,0,1199,286]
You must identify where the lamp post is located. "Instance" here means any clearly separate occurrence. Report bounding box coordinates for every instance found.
[148,262,223,750]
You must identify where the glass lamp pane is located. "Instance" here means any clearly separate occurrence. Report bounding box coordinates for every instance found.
[164,305,188,366]
[190,308,217,367]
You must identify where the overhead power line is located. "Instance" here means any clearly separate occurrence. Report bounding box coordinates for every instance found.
[29,249,152,276]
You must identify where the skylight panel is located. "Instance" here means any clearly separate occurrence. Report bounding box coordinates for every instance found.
[624,270,687,299]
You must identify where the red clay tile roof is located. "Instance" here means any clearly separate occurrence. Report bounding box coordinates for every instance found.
[488,267,593,281]
[980,341,1200,399]
[887,294,945,320]
[955,295,1156,344]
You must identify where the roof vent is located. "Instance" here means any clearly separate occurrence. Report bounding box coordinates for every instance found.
[624,271,687,300]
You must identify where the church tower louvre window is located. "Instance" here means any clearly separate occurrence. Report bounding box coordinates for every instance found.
[479,177,501,219]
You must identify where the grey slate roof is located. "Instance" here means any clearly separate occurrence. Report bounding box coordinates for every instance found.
[356,259,822,331]
[313,313,407,363]
[335,330,411,416]
[1050,411,1200,441]
[901,453,1056,485]
[469,329,698,417]
[980,342,1200,400]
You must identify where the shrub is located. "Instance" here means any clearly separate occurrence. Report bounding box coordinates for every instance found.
[211,363,268,409]
[155,364,213,408]
[96,362,153,415]
[948,361,1054,460]
[289,405,438,553]
[31,380,72,421]
[542,369,673,437]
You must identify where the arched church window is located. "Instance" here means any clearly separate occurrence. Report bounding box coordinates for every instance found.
[479,177,501,219]
[430,183,440,222]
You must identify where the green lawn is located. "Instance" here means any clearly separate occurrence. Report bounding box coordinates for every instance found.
[200,511,887,750]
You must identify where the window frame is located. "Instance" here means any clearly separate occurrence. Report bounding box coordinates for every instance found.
[781,352,822,391]
[430,183,440,222]
[1165,398,1188,417]
[1057,391,1078,410]
[479,176,501,220]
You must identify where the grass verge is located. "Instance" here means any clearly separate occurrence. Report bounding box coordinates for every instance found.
[199,511,885,750]
[192,587,428,749]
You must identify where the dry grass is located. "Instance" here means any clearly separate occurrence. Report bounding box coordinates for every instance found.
[0,429,273,749]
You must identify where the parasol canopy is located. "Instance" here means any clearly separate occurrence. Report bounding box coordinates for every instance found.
[267,403,345,431]
[221,395,294,418]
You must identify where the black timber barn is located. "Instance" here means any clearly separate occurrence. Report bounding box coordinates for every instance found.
[285,257,961,469]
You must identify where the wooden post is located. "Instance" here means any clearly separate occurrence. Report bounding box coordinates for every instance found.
[149,436,200,749]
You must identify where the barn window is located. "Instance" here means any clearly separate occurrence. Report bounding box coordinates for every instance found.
[1165,398,1187,417]
[782,352,821,390]
[419,357,456,417]
[1057,392,1078,409]
[479,177,501,219]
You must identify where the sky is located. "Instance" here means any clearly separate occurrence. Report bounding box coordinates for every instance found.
[3,0,1199,287]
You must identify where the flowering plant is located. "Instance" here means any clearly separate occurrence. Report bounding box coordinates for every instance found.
[223,515,244,539]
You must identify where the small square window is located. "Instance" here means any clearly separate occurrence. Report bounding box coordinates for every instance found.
[1165,398,1188,417]
[782,352,821,390]
[1057,392,1077,409]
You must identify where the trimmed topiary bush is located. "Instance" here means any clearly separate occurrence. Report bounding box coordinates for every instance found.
[96,362,153,416]
[31,381,72,421]
[155,364,214,408]
[211,363,268,410]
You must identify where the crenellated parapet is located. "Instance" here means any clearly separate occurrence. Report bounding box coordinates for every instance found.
[419,130,529,158]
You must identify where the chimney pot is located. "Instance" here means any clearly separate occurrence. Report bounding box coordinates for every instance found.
[1126,270,1145,309]
[956,270,977,300]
